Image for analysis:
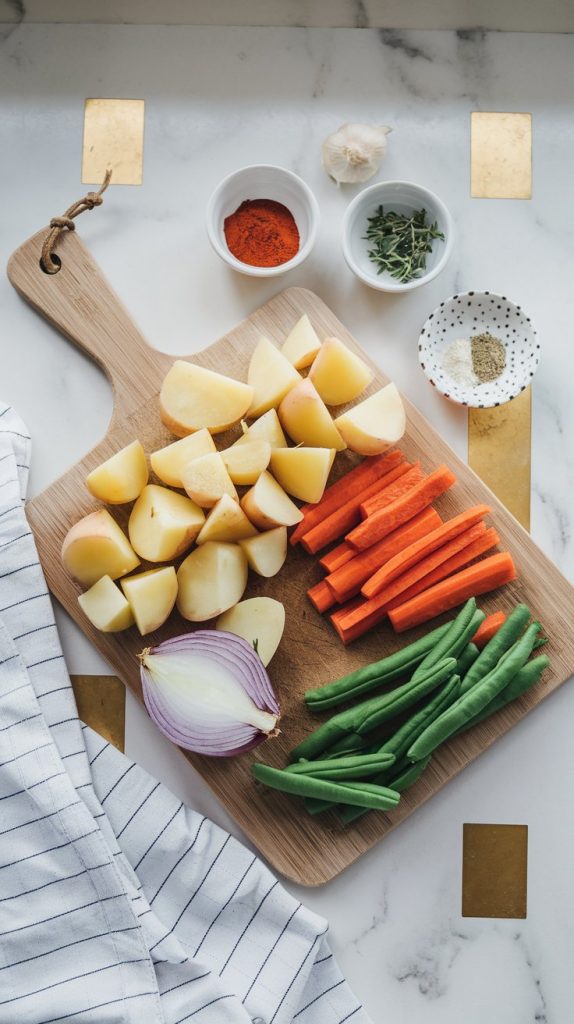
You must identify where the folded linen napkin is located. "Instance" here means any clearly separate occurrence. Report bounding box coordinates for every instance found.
[0,404,371,1024]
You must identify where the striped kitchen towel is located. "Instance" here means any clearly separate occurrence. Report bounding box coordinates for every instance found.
[0,403,371,1024]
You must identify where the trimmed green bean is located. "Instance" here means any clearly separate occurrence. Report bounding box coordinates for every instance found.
[322,733,374,759]
[455,654,550,736]
[408,621,541,761]
[411,599,483,681]
[290,657,456,762]
[459,603,530,695]
[340,757,431,825]
[356,658,457,735]
[377,674,461,761]
[304,621,453,710]
[456,643,479,678]
[252,763,400,810]
[533,637,548,650]
[286,751,396,781]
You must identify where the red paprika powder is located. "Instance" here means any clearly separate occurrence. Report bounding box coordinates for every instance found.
[224,198,300,268]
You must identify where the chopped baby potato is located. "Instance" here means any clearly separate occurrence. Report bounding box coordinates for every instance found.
[308,337,373,406]
[278,379,346,451]
[160,360,253,436]
[128,484,204,562]
[239,526,287,577]
[177,542,248,621]
[78,575,135,632]
[270,446,336,504]
[241,471,303,530]
[150,429,216,488]
[247,336,301,418]
[121,566,178,635]
[221,440,271,486]
[216,597,285,667]
[86,440,148,504]
[232,409,288,449]
[62,509,140,587]
[280,314,322,369]
[196,494,257,544]
[335,382,406,455]
[181,452,238,508]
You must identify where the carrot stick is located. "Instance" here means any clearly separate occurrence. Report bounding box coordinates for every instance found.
[332,527,500,645]
[319,541,354,574]
[301,461,413,555]
[290,450,404,545]
[307,579,336,614]
[346,465,457,552]
[359,463,424,518]
[472,611,507,649]
[361,503,492,597]
[326,508,442,605]
[362,521,488,601]
[388,552,517,633]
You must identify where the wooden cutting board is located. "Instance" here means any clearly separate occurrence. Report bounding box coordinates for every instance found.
[8,228,574,885]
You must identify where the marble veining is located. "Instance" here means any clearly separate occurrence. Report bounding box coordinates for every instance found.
[1,22,574,1024]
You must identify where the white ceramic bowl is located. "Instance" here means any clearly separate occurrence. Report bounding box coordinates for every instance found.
[206,164,320,277]
[342,180,454,293]
[418,291,540,408]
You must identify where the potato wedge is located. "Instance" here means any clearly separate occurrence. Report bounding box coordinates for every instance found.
[232,409,288,449]
[196,494,257,544]
[160,360,253,436]
[221,440,271,486]
[335,382,406,455]
[177,542,248,621]
[270,447,336,504]
[121,566,178,635]
[62,509,140,586]
[238,527,287,578]
[308,337,373,406]
[216,597,285,667]
[181,453,238,508]
[241,471,303,530]
[247,336,301,418]
[128,485,204,562]
[278,379,346,451]
[150,429,216,488]
[280,314,322,369]
[78,575,135,632]
[86,440,148,504]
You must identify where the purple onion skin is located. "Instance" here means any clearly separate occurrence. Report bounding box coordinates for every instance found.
[139,629,281,758]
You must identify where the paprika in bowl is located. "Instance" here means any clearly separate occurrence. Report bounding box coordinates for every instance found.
[206,165,320,277]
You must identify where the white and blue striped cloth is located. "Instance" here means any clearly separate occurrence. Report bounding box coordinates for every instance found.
[0,404,371,1024]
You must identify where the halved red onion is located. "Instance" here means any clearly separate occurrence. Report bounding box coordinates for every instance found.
[139,630,281,757]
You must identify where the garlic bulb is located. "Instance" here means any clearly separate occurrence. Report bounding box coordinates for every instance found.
[322,123,391,185]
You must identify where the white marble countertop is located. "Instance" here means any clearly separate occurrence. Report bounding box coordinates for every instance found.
[2,23,574,1024]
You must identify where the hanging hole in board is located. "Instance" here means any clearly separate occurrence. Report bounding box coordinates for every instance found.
[39,254,62,274]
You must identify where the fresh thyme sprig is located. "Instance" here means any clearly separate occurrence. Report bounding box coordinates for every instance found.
[363,206,445,283]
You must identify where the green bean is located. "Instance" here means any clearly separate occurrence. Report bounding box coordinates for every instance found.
[533,637,548,650]
[252,763,400,810]
[458,603,530,695]
[304,621,453,710]
[356,658,457,735]
[377,674,461,761]
[411,599,483,681]
[408,621,541,761]
[290,656,456,762]
[455,654,550,736]
[286,751,396,781]
[340,757,431,825]
[455,643,479,678]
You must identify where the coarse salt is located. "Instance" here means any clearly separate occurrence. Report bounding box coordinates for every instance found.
[442,338,479,388]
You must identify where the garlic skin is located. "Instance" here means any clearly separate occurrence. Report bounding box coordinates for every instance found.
[322,123,391,184]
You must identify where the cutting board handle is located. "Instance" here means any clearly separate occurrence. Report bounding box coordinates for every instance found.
[7,227,170,419]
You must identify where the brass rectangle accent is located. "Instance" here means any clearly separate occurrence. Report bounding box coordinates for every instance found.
[468,388,531,530]
[462,823,528,918]
[71,674,126,752]
[82,98,145,186]
[471,112,532,199]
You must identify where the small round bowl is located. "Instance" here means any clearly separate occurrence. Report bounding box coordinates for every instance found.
[206,164,320,277]
[418,291,540,408]
[342,180,454,293]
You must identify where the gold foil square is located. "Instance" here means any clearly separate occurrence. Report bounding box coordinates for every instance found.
[462,823,528,918]
[471,112,532,199]
[71,674,126,752]
[82,98,144,185]
[468,387,531,530]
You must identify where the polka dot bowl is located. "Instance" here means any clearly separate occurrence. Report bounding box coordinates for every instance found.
[418,291,540,408]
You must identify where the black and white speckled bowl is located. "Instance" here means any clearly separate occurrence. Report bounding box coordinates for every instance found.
[418,291,540,408]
